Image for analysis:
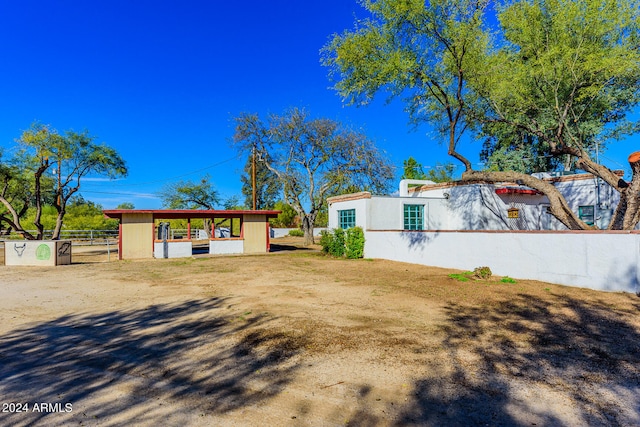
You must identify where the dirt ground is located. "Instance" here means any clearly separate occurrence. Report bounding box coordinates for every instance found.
[0,237,639,426]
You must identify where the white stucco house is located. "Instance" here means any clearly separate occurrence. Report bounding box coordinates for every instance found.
[326,171,640,293]
[327,171,624,232]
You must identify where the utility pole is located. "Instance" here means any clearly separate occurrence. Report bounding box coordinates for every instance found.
[251,144,257,210]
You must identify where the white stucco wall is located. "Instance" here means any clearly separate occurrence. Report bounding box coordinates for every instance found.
[209,239,244,255]
[328,198,369,229]
[367,197,450,230]
[328,196,450,231]
[416,183,556,230]
[270,228,327,238]
[153,241,193,258]
[414,177,620,230]
[364,230,640,293]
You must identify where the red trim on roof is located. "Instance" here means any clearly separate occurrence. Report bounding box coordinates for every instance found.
[103,209,281,220]
[495,188,542,196]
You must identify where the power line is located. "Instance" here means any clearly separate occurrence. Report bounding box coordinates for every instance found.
[79,190,158,198]
[598,154,626,169]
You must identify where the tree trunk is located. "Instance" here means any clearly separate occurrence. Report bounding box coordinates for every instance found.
[301,213,316,246]
[33,183,44,240]
[610,152,640,230]
[32,163,49,240]
[52,209,65,240]
[0,197,35,239]
[203,218,212,238]
[461,169,592,230]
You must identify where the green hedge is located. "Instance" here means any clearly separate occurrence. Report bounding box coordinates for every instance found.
[320,227,364,259]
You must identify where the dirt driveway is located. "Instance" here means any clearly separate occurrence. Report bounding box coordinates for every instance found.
[0,238,639,426]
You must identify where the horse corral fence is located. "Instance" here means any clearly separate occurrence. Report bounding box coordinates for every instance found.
[0,229,119,245]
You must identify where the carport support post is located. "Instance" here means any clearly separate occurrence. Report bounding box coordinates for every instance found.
[118,223,123,260]
[187,218,191,240]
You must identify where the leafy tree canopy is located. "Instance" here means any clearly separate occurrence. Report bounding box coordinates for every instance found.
[324,0,640,230]
[427,162,456,183]
[116,202,135,210]
[159,174,220,210]
[401,157,427,180]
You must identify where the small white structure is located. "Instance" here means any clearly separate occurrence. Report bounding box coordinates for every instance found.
[4,240,72,266]
[209,239,244,255]
[153,240,193,259]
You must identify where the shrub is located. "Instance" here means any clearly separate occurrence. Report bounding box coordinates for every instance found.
[449,268,493,282]
[288,229,304,237]
[345,227,365,259]
[319,227,365,259]
[473,266,492,279]
[330,228,345,257]
[319,230,332,253]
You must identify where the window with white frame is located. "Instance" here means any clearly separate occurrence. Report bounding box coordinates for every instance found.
[404,204,424,230]
[338,209,356,229]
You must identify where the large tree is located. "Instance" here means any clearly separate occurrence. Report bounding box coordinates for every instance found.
[0,124,127,239]
[233,108,394,245]
[324,0,640,230]
[474,0,640,229]
[49,129,127,239]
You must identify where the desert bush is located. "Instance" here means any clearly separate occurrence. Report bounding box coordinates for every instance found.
[288,229,304,237]
[473,266,492,279]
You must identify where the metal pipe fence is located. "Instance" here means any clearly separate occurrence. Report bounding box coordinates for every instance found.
[0,229,119,246]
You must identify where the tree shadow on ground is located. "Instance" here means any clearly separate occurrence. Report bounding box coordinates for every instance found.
[269,243,318,252]
[0,298,305,426]
[396,292,640,426]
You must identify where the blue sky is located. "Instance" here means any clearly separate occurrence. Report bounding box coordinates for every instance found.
[0,1,636,209]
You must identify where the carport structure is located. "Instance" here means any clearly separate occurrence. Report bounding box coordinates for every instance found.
[103,209,280,260]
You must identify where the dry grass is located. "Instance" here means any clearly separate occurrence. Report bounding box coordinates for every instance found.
[0,237,639,426]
